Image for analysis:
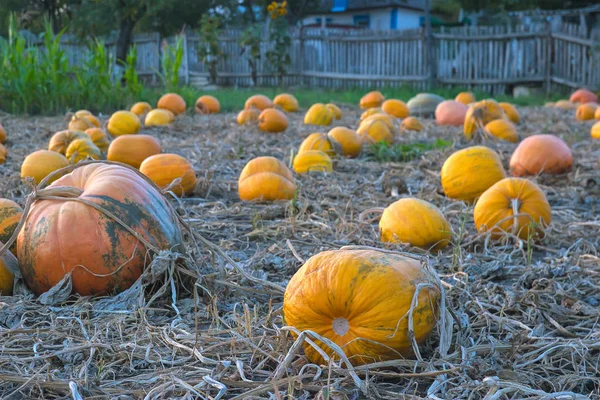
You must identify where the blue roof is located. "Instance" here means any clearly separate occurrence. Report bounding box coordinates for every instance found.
[331,0,347,12]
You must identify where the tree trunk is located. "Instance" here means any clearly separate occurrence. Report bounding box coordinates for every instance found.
[116,16,136,65]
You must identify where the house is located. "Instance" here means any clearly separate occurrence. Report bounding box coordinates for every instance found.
[302,0,426,31]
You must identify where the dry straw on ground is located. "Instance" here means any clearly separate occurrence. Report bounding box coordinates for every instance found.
[0,106,598,399]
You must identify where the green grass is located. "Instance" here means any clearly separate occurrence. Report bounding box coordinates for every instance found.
[366,139,453,163]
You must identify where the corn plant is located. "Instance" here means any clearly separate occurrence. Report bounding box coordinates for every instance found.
[161,36,184,91]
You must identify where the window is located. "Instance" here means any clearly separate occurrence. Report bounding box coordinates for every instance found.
[354,14,370,28]
[315,17,333,25]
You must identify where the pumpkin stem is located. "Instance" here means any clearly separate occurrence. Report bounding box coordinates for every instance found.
[511,198,521,236]
[332,317,349,336]
[37,186,84,199]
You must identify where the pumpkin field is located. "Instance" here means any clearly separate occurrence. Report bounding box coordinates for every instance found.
[0,90,600,399]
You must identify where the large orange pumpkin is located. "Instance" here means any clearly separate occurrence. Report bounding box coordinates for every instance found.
[245,94,273,111]
[570,88,598,104]
[17,163,183,296]
[380,198,451,251]
[474,177,551,241]
[107,134,162,169]
[65,139,102,164]
[195,95,221,114]
[238,156,296,202]
[509,134,573,176]
[157,93,187,115]
[49,130,89,155]
[0,199,22,255]
[435,100,468,126]
[107,111,142,136]
[85,128,110,152]
[273,93,299,112]
[575,102,597,121]
[258,108,288,133]
[298,133,334,156]
[304,103,333,126]
[441,146,506,203]
[381,99,409,118]
[21,150,69,184]
[283,249,440,365]
[327,127,363,158]
[0,124,6,144]
[139,154,197,197]
[360,91,385,109]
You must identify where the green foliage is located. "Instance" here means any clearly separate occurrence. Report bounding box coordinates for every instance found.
[266,2,291,87]
[124,45,143,98]
[239,23,263,86]
[367,139,453,163]
[161,36,185,91]
[197,14,224,85]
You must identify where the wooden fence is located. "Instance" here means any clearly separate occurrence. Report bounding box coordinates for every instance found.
[34,23,600,94]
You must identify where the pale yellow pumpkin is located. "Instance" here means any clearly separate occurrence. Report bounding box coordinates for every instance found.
[65,139,102,164]
[107,111,141,136]
[21,150,69,184]
[326,103,342,120]
[455,92,475,105]
[298,133,335,156]
[304,103,333,126]
[145,109,175,126]
[499,102,520,124]
[293,150,333,174]
[357,118,394,144]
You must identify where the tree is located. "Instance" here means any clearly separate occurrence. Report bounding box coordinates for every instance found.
[0,0,70,35]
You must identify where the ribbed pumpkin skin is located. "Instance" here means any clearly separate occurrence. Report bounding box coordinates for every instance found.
[0,143,6,164]
[441,146,506,203]
[49,130,88,155]
[595,107,600,120]
[66,139,102,163]
[554,100,576,110]
[245,94,273,111]
[107,111,141,136]
[509,134,573,177]
[380,198,451,250]
[130,102,152,116]
[570,88,597,104]
[273,93,299,112]
[157,93,186,115]
[359,91,385,109]
[435,100,468,126]
[327,127,363,158]
[293,150,333,174]
[107,135,162,169]
[360,107,384,121]
[258,109,288,133]
[326,103,342,119]
[592,121,600,139]
[195,95,221,114]
[283,249,440,365]
[299,133,334,156]
[68,115,95,131]
[0,251,15,295]
[238,156,296,202]
[304,103,333,126]
[499,103,520,124]
[474,178,551,240]
[484,119,519,143]
[237,109,260,125]
[357,119,394,144]
[85,128,110,152]
[145,109,175,126]
[575,102,597,121]
[381,99,409,118]
[21,150,69,184]
[407,93,445,115]
[140,154,197,197]
[402,116,424,131]
[17,164,182,296]
[0,124,6,143]
[455,92,475,105]
[0,199,22,255]
[464,100,505,139]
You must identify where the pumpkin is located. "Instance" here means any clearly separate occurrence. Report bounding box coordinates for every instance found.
[237,108,260,125]
[298,133,335,156]
[75,110,101,127]
[381,99,409,118]
[0,143,6,164]
[360,91,385,109]
[0,199,22,255]
[17,163,182,296]
[304,103,333,126]
[107,111,141,136]
[544,102,555,107]
[293,150,333,174]
[435,100,468,126]
[130,101,152,116]
[273,93,299,112]
[464,99,505,140]
[474,177,551,241]
[195,95,221,114]
[509,134,573,176]
[326,103,342,120]
[238,156,296,202]
[360,113,396,130]
[85,128,110,152]
[591,121,600,139]
[65,138,101,164]
[139,153,197,197]
[68,114,95,131]
[441,146,506,203]
[0,249,16,295]
[575,102,597,121]
[258,108,288,133]
[0,123,7,143]
[145,109,175,126]
[48,130,88,155]
[245,94,273,111]
[499,102,520,124]
[596,107,600,120]
[401,116,424,131]
[455,92,475,105]
[283,249,440,365]
[407,93,445,115]
[380,198,451,250]
[107,134,162,169]
[357,118,394,144]
[360,107,385,121]
[554,100,576,110]
[157,93,186,115]
[327,127,363,158]
[570,88,598,104]
[484,119,519,143]
[21,150,69,184]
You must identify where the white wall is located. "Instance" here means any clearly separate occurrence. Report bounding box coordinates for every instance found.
[396,9,423,30]
[371,9,392,30]
[302,7,424,30]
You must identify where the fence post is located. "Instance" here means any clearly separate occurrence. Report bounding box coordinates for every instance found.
[544,20,552,95]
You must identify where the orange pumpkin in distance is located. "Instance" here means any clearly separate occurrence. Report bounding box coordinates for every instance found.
[435,100,468,126]
[258,108,288,133]
[569,88,597,104]
[509,134,573,176]
[0,199,23,255]
[455,92,475,105]
[575,102,597,121]
[140,154,197,197]
[245,94,273,110]
[327,127,363,158]
[195,95,220,114]
[107,134,162,169]
[360,91,385,109]
[157,93,187,115]
[238,156,296,202]
[381,99,409,118]
[0,124,7,144]
[48,130,89,155]
[273,93,299,112]
[85,128,110,152]
[237,108,260,125]
[21,150,69,184]
[130,101,152,116]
